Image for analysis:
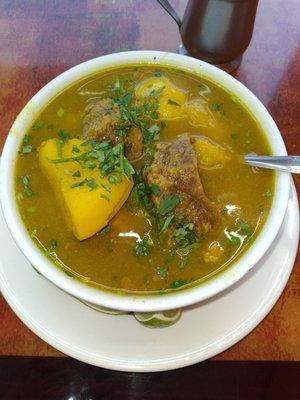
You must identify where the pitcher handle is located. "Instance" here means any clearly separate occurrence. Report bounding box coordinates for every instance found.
[156,0,182,27]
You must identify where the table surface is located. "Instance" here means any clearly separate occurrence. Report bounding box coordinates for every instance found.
[0,0,300,363]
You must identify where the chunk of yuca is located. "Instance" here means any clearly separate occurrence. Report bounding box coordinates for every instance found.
[135,77,188,119]
[38,139,133,241]
[183,98,216,128]
[192,137,231,168]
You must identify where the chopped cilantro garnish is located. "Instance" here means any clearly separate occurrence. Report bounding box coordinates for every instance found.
[226,234,241,246]
[100,226,111,235]
[263,189,272,197]
[170,279,187,289]
[70,179,87,188]
[21,175,34,197]
[108,174,122,185]
[237,220,253,236]
[21,145,33,154]
[135,238,149,257]
[148,182,161,196]
[83,160,97,170]
[100,194,110,201]
[176,243,198,257]
[158,195,181,216]
[48,239,58,248]
[155,267,168,279]
[230,132,238,140]
[153,70,162,77]
[52,141,134,183]
[179,256,188,269]
[72,145,80,153]
[149,87,165,98]
[101,183,111,193]
[86,178,98,190]
[58,129,69,143]
[32,120,44,130]
[16,192,24,201]
[20,134,33,154]
[57,107,65,117]
[211,102,221,112]
[221,206,228,215]
[22,134,31,145]
[167,99,180,106]
[72,170,81,178]
[160,214,174,233]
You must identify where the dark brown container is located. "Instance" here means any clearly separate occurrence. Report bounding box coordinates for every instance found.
[157,0,259,71]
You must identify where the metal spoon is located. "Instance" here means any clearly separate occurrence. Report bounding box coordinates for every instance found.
[244,155,300,173]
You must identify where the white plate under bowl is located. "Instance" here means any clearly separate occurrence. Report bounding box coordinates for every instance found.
[0,181,298,372]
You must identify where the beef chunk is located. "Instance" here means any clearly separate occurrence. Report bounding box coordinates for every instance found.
[83,98,120,142]
[82,98,143,161]
[124,127,144,162]
[145,134,220,236]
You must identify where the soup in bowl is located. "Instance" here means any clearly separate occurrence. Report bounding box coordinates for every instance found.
[0,51,290,312]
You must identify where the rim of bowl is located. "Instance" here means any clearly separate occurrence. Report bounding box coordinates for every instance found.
[0,51,290,312]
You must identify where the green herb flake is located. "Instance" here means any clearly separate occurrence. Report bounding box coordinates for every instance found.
[21,145,33,154]
[48,239,58,248]
[211,102,221,112]
[155,267,168,280]
[20,134,33,154]
[22,134,31,145]
[72,170,81,178]
[56,107,65,118]
[160,214,174,233]
[101,183,111,193]
[230,132,238,140]
[263,189,272,198]
[237,220,253,236]
[170,279,187,289]
[158,195,181,216]
[154,70,162,77]
[70,179,87,189]
[221,206,228,215]
[149,86,165,98]
[135,238,149,257]
[16,192,24,201]
[100,194,110,202]
[72,145,80,153]
[86,178,98,191]
[148,182,161,196]
[167,99,181,106]
[108,174,122,185]
[227,234,241,246]
[259,204,264,213]
[58,129,69,143]
[32,120,44,131]
[164,256,173,266]
[100,226,111,235]
[179,256,188,270]
[21,175,34,197]
[27,206,36,213]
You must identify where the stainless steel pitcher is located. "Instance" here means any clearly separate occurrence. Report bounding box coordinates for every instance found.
[156,0,259,72]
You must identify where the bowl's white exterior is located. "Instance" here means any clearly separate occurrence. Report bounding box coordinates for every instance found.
[0,51,290,312]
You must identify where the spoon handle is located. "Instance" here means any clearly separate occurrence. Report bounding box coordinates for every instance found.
[156,0,182,27]
[245,156,300,173]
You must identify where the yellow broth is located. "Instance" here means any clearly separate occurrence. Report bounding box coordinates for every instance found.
[15,67,274,294]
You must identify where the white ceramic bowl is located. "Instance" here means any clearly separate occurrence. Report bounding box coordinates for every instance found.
[0,51,290,312]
